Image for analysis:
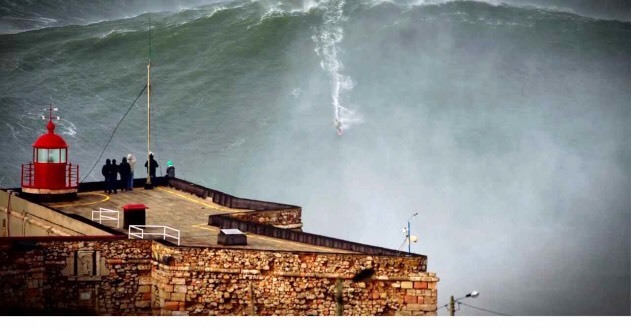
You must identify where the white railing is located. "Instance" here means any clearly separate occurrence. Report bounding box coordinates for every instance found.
[128,225,181,246]
[91,208,120,227]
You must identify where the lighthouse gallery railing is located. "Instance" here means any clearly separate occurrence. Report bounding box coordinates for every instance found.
[21,162,79,189]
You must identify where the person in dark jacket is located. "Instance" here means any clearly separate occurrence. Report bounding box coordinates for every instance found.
[101,159,112,194]
[110,159,118,194]
[119,157,131,191]
[144,153,158,181]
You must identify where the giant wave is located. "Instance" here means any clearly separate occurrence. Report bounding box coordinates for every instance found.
[0,0,629,316]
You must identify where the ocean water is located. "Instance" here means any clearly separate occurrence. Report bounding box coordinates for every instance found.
[0,0,629,315]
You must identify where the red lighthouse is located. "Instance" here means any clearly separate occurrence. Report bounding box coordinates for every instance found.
[21,105,79,200]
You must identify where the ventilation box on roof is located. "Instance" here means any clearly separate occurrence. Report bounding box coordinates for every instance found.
[217,228,247,246]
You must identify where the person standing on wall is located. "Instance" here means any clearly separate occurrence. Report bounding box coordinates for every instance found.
[145,152,158,182]
[165,160,175,178]
[110,159,119,194]
[119,157,131,191]
[101,159,112,194]
[127,153,136,190]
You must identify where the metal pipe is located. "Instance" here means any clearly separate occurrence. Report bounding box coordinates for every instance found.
[146,60,151,185]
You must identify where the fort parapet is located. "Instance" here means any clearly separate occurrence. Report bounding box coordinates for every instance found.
[0,179,438,316]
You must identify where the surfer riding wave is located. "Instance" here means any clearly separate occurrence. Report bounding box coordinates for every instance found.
[334,118,343,136]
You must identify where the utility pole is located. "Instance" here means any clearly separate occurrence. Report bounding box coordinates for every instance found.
[406,212,419,256]
[144,13,153,190]
[446,291,478,316]
[407,219,411,255]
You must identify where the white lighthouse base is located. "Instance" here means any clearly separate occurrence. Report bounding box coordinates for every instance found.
[22,188,78,195]
[19,188,79,202]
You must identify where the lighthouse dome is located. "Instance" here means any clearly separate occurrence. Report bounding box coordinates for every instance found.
[32,121,68,148]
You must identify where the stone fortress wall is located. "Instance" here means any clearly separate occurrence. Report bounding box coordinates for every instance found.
[0,179,438,316]
[0,238,438,316]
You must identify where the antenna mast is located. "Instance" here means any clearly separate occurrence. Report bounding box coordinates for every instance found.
[145,13,153,188]
[43,104,60,122]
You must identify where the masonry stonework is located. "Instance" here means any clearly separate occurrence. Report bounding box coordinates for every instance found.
[227,208,302,229]
[0,239,153,315]
[0,239,438,316]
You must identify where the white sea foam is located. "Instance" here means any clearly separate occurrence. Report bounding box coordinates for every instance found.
[5,122,19,144]
[257,0,320,24]
[205,6,230,19]
[99,29,136,39]
[165,7,220,29]
[291,88,302,98]
[312,0,362,131]
[2,15,58,24]
[59,118,77,137]
[223,137,246,151]
[365,0,454,9]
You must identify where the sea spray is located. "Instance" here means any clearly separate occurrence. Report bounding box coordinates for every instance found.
[312,0,362,133]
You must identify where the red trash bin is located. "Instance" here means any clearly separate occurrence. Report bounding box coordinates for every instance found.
[122,204,148,229]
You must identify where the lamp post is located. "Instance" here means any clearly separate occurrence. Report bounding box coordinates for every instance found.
[406,212,419,255]
[448,291,479,316]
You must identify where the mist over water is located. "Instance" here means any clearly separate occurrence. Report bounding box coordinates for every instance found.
[0,0,629,315]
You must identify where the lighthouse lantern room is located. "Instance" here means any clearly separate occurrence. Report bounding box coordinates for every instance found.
[21,105,79,200]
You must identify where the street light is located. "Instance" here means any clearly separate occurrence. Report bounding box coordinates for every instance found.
[448,291,480,316]
[405,212,419,255]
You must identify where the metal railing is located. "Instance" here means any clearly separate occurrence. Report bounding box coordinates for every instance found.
[128,225,181,246]
[67,163,79,188]
[21,162,34,188]
[20,162,79,188]
[91,208,120,227]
